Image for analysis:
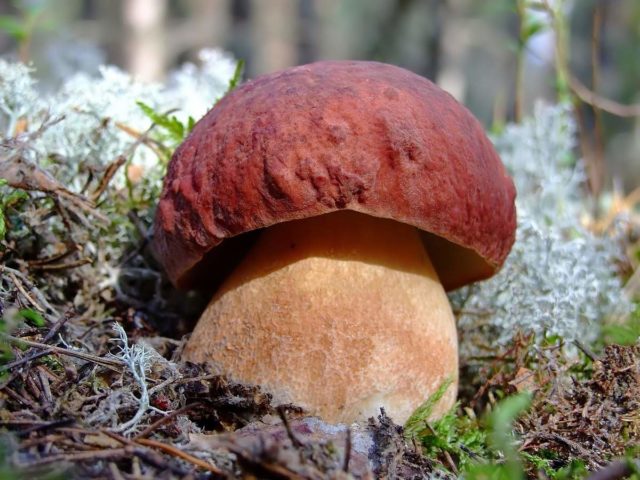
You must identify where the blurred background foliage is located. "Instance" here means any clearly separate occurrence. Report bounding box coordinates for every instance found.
[0,0,638,192]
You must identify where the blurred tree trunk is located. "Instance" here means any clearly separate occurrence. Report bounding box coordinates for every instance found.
[227,0,253,73]
[363,0,415,62]
[250,0,297,75]
[166,0,231,66]
[123,0,168,81]
[298,0,317,65]
[424,0,443,80]
[436,0,467,101]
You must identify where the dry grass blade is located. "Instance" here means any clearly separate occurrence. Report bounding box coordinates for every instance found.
[569,75,640,118]
[6,270,45,313]
[1,266,59,316]
[2,334,123,369]
[31,257,93,271]
[135,402,202,439]
[135,437,225,475]
[90,155,126,202]
[24,447,130,467]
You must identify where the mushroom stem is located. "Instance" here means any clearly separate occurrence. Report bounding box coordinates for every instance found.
[182,210,458,424]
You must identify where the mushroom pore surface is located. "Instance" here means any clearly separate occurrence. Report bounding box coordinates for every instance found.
[182,210,458,424]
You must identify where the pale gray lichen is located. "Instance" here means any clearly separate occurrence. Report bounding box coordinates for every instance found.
[108,323,160,434]
[452,103,630,354]
[0,52,235,322]
[36,65,164,189]
[494,103,585,229]
[0,59,41,137]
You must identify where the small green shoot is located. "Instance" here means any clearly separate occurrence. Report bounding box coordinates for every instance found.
[520,452,588,480]
[17,308,45,327]
[0,0,44,43]
[464,393,532,480]
[0,0,48,62]
[226,59,245,93]
[136,101,195,149]
[404,377,454,439]
[136,57,244,154]
[405,378,489,472]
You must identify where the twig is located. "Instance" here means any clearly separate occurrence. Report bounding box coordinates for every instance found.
[167,373,220,386]
[32,257,93,271]
[114,122,166,158]
[7,271,45,313]
[424,420,458,475]
[14,418,75,437]
[573,339,598,362]
[40,310,72,343]
[3,386,37,408]
[229,445,306,480]
[1,334,123,369]
[37,367,53,405]
[101,430,192,476]
[147,374,182,396]
[135,402,202,439]
[343,427,352,473]
[24,447,130,467]
[569,75,640,118]
[1,265,59,315]
[135,437,224,475]
[0,152,108,224]
[24,372,42,400]
[277,406,303,449]
[0,348,52,372]
[91,155,126,202]
[534,0,640,118]
[0,311,71,381]
[589,2,605,199]
[27,245,79,266]
[514,0,526,122]
[18,433,65,448]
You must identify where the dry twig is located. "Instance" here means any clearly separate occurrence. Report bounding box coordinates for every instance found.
[1,334,123,369]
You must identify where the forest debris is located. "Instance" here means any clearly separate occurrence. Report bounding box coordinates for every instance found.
[136,437,224,475]
[0,153,107,224]
[2,334,123,369]
[368,409,451,479]
[518,344,640,470]
[189,414,374,479]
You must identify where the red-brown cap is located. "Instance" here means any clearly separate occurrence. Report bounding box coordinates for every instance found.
[153,60,516,291]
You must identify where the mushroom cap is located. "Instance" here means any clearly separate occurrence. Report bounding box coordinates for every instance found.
[153,60,516,291]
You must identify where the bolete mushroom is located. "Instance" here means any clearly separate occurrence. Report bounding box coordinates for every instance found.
[153,61,516,424]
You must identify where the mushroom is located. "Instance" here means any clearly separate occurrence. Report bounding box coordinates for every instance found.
[153,61,516,424]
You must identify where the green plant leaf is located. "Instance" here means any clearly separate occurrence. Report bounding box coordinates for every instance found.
[3,189,28,208]
[0,212,6,240]
[602,302,640,345]
[18,308,45,327]
[404,377,454,439]
[0,15,28,42]
[522,17,546,41]
[136,101,189,144]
